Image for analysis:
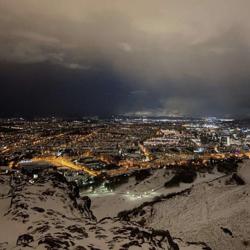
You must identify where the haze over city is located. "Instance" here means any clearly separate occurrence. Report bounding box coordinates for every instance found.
[1,0,250,117]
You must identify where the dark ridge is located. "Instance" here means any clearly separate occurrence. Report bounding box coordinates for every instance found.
[134,169,152,182]
[216,158,241,174]
[164,169,197,188]
[231,173,245,185]
[187,241,212,250]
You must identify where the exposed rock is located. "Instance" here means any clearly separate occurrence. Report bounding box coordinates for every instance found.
[38,235,70,249]
[165,169,197,188]
[0,171,188,249]
[67,225,88,237]
[221,227,233,237]
[231,173,245,185]
[31,207,45,213]
[16,234,34,247]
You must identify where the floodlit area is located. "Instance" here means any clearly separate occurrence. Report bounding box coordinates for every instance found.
[123,190,158,201]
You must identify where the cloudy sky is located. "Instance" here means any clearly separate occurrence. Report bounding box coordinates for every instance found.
[0,0,250,117]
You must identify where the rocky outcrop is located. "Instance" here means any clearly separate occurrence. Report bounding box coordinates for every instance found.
[0,171,187,249]
[164,169,197,187]
[118,188,192,222]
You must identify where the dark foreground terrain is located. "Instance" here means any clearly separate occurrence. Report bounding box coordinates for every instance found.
[118,161,250,250]
[0,170,210,250]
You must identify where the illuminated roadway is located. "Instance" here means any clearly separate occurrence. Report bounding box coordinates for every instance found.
[13,151,250,178]
[30,156,99,176]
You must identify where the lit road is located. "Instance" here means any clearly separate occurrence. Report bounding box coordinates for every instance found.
[30,156,99,176]
[13,151,250,178]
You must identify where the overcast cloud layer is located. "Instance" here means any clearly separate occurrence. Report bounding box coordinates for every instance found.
[0,0,250,117]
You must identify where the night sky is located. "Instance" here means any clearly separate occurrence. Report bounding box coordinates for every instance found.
[0,1,250,118]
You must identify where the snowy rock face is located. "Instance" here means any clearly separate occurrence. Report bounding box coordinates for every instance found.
[2,160,249,250]
[0,172,181,250]
[117,162,250,250]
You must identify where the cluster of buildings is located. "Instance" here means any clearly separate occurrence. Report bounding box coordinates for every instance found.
[0,117,250,187]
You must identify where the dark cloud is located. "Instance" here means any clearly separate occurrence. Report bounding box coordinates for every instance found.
[0,0,250,117]
[0,62,132,117]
